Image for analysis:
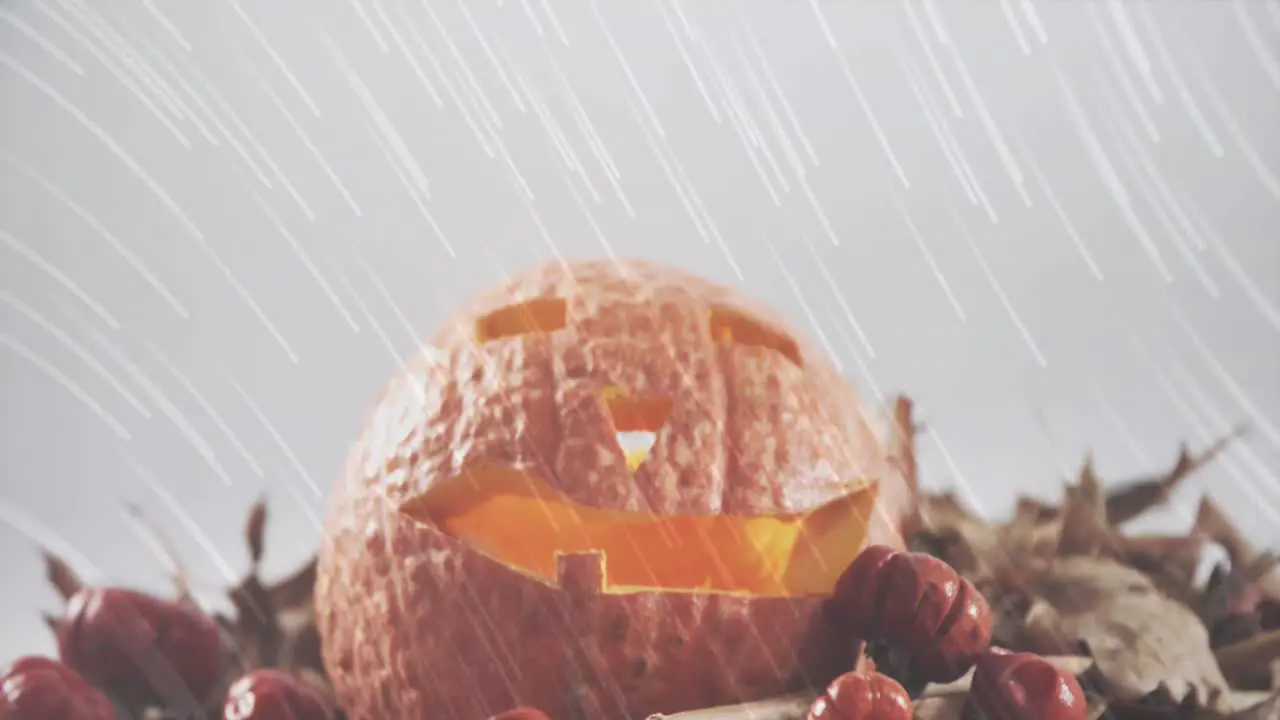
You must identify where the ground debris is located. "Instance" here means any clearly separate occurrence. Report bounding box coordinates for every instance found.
[902,411,1277,720]
[37,500,331,720]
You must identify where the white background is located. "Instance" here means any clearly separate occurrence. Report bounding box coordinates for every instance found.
[1,0,1278,659]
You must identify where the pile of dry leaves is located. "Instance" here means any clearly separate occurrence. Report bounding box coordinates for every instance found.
[647,400,1279,720]
[895,396,1280,720]
[36,502,333,719]
[22,397,1280,720]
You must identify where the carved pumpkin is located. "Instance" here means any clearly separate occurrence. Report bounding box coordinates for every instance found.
[316,259,912,720]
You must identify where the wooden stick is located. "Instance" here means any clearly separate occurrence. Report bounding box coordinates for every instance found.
[1216,628,1280,680]
[644,693,811,720]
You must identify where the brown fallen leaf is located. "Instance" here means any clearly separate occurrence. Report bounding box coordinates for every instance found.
[1198,498,1280,607]
[1204,554,1280,652]
[1021,556,1233,713]
[219,499,324,677]
[887,396,919,487]
[1197,498,1261,572]
[41,550,83,601]
[1105,426,1246,527]
[912,492,1005,578]
[1122,533,1211,609]
[1229,691,1280,719]
[1217,630,1280,691]
[1059,458,1123,559]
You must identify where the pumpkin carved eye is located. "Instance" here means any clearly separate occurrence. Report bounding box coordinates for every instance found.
[709,305,803,368]
[474,297,568,342]
[602,386,671,472]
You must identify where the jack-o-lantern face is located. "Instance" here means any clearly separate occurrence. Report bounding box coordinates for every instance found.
[399,459,879,597]
[318,260,908,720]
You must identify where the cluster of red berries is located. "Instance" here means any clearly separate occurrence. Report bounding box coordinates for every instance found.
[1,586,333,720]
[6,544,1088,720]
[811,545,1088,719]
[480,546,1090,720]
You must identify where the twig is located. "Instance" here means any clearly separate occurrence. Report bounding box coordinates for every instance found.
[1216,629,1280,681]
[644,693,811,720]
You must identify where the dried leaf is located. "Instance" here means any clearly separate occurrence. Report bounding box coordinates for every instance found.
[914,493,1003,577]
[225,575,279,670]
[245,499,267,567]
[1011,496,1058,527]
[1217,630,1280,691]
[1058,459,1122,558]
[1001,498,1052,559]
[1230,691,1280,719]
[1019,596,1078,655]
[1106,426,1245,527]
[269,557,317,611]
[1122,534,1208,608]
[41,550,83,601]
[219,501,324,680]
[1196,498,1259,570]
[1024,556,1232,713]
[1199,501,1280,611]
[890,395,920,504]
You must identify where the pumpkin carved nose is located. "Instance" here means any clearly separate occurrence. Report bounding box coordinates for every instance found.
[602,386,672,472]
[617,433,655,472]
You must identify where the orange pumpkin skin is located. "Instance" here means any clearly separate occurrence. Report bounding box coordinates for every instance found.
[316,260,911,720]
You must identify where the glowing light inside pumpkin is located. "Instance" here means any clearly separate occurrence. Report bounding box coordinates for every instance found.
[398,462,878,597]
[616,433,656,472]
[474,297,568,342]
[602,386,671,473]
[708,306,803,367]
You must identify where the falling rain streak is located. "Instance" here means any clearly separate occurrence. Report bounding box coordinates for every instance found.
[0,0,1277,663]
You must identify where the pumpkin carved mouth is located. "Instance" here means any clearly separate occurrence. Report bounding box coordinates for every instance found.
[398,462,878,598]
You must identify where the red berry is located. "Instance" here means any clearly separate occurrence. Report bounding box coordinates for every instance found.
[827,544,897,636]
[881,553,992,682]
[966,648,1087,720]
[829,546,993,684]
[1,655,117,720]
[805,671,913,720]
[56,587,226,707]
[223,669,335,720]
